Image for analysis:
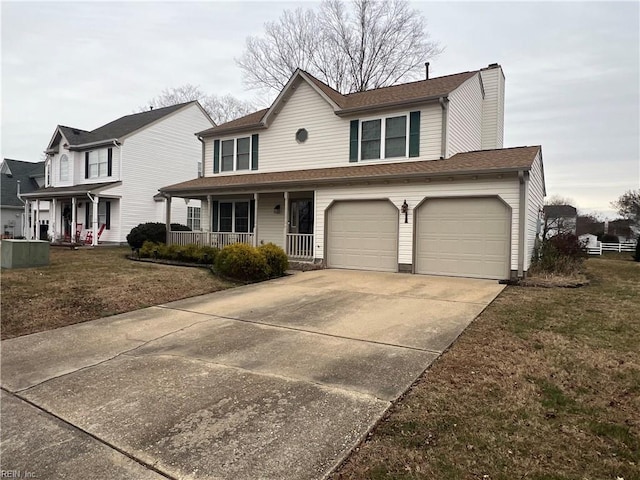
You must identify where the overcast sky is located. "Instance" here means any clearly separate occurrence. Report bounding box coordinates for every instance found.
[2,1,638,217]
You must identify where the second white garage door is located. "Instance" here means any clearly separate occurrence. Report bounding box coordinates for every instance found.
[415,197,510,280]
[326,200,398,272]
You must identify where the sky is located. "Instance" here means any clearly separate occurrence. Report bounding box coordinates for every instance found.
[1,1,638,218]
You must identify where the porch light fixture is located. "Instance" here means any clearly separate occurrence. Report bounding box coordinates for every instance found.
[274,204,281,214]
[401,200,409,224]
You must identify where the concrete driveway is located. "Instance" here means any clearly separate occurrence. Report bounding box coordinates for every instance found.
[1,269,504,480]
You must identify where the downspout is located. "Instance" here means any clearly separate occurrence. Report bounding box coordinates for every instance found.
[196,135,205,177]
[439,97,449,159]
[518,171,527,279]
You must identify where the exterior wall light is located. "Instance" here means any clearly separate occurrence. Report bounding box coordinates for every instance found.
[274,204,281,214]
[401,200,409,223]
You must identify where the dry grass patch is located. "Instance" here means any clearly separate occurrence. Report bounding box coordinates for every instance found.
[1,246,235,339]
[332,257,640,480]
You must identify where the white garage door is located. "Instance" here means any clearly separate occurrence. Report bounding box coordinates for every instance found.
[415,197,510,279]
[327,200,398,272]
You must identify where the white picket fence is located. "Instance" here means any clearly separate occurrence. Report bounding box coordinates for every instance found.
[586,242,636,255]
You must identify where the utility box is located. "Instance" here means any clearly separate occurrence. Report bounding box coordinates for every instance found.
[1,240,50,269]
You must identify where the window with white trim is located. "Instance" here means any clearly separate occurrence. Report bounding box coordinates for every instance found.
[212,201,254,233]
[88,150,109,178]
[59,154,69,181]
[220,137,251,172]
[187,206,201,231]
[360,114,408,160]
[86,201,110,229]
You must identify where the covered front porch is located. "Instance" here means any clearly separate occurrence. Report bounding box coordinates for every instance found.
[21,182,121,246]
[166,190,315,260]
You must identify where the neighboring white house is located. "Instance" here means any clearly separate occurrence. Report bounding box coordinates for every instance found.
[22,102,214,244]
[1,159,50,239]
[161,64,546,280]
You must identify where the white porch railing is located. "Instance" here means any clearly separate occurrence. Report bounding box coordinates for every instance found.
[286,234,314,259]
[168,231,254,248]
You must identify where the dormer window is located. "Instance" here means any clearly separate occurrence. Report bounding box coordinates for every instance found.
[59,154,69,181]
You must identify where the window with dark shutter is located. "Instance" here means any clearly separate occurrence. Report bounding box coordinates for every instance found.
[213,140,220,174]
[349,120,359,162]
[251,134,259,170]
[107,148,113,176]
[409,111,420,157]
[85,152,89,179]
[105,201,111,230]
[212,200,219,232]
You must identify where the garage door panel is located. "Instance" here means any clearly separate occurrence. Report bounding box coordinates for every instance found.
[416,198,509,280]
[327,201,398,272]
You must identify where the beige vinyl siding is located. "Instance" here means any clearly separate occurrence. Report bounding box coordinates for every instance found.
[120,104,212,242]
[315,175,521,270]
[256,192,285,248]
[480,67,505,150]
[524,152,545,271]
[447,74,483,157]
[203,81,443,177]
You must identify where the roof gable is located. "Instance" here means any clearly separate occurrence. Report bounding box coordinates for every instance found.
[47,101,210,151]
[199,68,481,137]
[1,159,45,207]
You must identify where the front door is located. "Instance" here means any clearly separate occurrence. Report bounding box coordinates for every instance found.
[61,202,72,239]
[289,199,313,234]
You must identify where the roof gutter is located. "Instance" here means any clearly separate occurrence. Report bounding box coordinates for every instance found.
[198,124,267,139]
[335,95,443,117]
[67,138,119,151]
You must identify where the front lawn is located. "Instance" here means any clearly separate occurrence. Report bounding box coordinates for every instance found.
[332,256,639,480]
[1,246,235,340]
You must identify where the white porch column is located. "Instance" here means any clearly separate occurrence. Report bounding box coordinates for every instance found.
[92,195,99,246]
[283,191,289,255]
[253,193,259,247]
[51,198,57,242]
[24,200,31,239]
[71,197,77,243]
[165,196,172,244]
[35,199,40,240]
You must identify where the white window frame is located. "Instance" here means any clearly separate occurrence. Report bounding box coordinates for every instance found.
[213,200,253,233]
[59,154,69,181]
[219,136,252,172]
[187,206,201,231]
[358,113,410,161]
[88,150,109,178]
[87,201,108,228]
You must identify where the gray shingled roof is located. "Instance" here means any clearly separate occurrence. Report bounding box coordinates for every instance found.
[1,159,45,207]
[543,205,577,218]
[54,102,198,148]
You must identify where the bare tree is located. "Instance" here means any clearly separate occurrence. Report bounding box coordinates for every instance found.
[236,0,442,96]
[140,85,256,125]
[611,189,640,222]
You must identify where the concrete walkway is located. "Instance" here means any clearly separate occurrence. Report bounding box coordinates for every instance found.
[1,269,504,480]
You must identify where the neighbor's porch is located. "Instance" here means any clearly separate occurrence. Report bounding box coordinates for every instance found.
[166,191,315,260]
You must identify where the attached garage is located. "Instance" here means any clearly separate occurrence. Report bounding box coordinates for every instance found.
[415,197,511,280]
[326,200,398,272]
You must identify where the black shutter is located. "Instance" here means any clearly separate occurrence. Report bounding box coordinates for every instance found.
[251,134,259,170]
[85,203,89,229]
[107,148,113,176]
[213,140,220,174]
[212,201,219,232]
[349,120,359,162]
[105,201,111,230]
[250,199,255,233]
[85,152,90,179]
[409,111,420,157]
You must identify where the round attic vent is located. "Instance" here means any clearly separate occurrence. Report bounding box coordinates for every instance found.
[295,128,308,143]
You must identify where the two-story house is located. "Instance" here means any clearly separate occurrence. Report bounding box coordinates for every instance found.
[1,158,49,239]
[22,102,214,245]
[160,64,546,280]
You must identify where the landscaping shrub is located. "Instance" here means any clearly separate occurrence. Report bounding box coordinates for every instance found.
[531,233,587,275]
[138,241,218,264]
[258,243,289,277]
[598,233,620,243]
[214,243,269,282]
[126,222,190,249]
